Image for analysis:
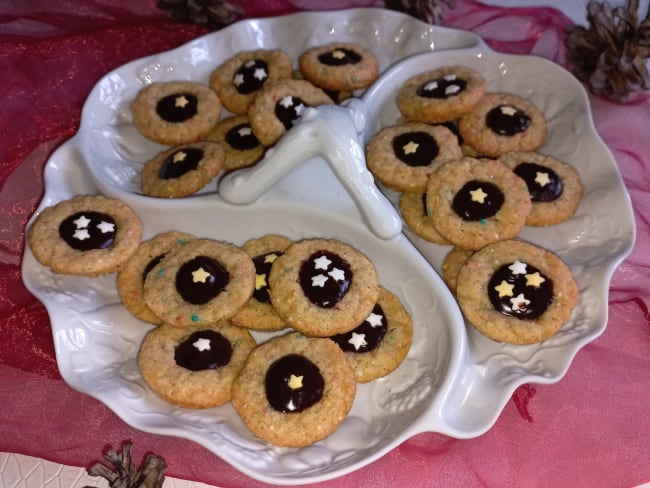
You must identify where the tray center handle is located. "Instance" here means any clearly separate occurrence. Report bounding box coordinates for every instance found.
[218,98,402,240]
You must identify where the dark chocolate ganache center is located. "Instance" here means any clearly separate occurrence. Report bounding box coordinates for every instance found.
[317,47,362,66]
[331,304,387,353]
[174,330,232,371]
[59,211,116,251]
[252,251,283,304]
[437,120,463,146]
[513,162,563,202]
[485,104,531,136]
[275,95,307,129]
[452,180,504,221]
[265,353,324,413]
[225,123,260,151]
[299,250,352,308]
[487,260,554,320]
[143,254,165,282]
[159,147,203,179]
[175,255,230,305]
[392,131,439,167]
[417,74,467,99]
[233,59,268,94]
[156,92,198,123]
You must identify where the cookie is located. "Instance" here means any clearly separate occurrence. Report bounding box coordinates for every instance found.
[329,287,413,383]
[397,65,486,124]
[298,42,379,92]
[209,49,293,115]
[117,231,195,324]
[231,332,356,447]
[27,194,143,276]
[205,115,265,171]
[366,122,462,193]
[138,320,256,408]
[499,151,584,226]
[230,234,293,332]
[268,238,380,337]
[292,68,352,105]
[425,157,532,250]
[458,92,547,157]
[455,239,578,344]
[130,81,221,145]
[247,79,333,146]
[399,192,451,245]
[441,246,475,295]
[140,141,224,198]
[143,238,255,327]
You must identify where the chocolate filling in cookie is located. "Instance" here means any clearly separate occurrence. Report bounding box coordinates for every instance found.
[233,59,269,94]
[392,131,439,167]
[158,147,203,179]
[59,211,116,251]
[331,304,387,353]
[156,92,198,123]
[317,47,362,66]
[487,260,554,320]
[275,95,307,129]
[265,353,324,413]
[513,162,563,202]
[299,250,352,308]
[225,123,260,150]
[452,180,505,221]
[437,120,463,146]
[252,252,283,303]
[174,330,232,371]
[416,74,467,99]
[175,255,230,305]
[143,254,165,282]
[485,104,531,136]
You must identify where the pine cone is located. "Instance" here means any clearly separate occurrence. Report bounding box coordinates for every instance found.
[384,0,457,25]
[157,0,244,30]
[565,0,650,101]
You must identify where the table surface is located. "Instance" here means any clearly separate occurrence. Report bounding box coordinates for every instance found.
[1,1,649,487]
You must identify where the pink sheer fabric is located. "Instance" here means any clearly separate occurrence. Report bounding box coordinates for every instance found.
[1,1,649,486]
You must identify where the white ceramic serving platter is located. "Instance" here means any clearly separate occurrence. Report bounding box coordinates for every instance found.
[21,7,635,486]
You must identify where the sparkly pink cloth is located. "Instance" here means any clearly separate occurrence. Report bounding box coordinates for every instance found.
[1,1,649,487]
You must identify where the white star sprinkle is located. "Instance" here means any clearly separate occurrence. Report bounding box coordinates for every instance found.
[294,103,305,117]
[73,229,90,241]
[348,332,367,351]
[510,293,530,312]
[311,274,328,287]
[192,267,211,283]
[445,84,461,95]
[313,255,332,270]
[508,260,528,275]
[253,67,267,80]
[237,126,252,137]
[535,171,551,187]
[193,338,211,352]
[423,81,438,91]
[443,74,457,81]
[175,95,189,108]
[366,312,383,328]
[279,95,294,108]
[96,221,115,233]
[328,267,346,281]
[244,59,255,67]
[73,215,90,228]
[233,73,244,86]
[500,105,518,116]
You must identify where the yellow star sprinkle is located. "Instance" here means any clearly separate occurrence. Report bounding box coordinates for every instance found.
[264,253,279,264]
[494,280,514,298]
[332,49,346,59]
[534,171,551,187]
[192,267,211,283]
[255,273,267,290]
[175,95,189,108]
[288,374,303,390]
[470,187,488,204]
[172,151,187,163]
[525,271,546,287]
[402,141,419,154]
